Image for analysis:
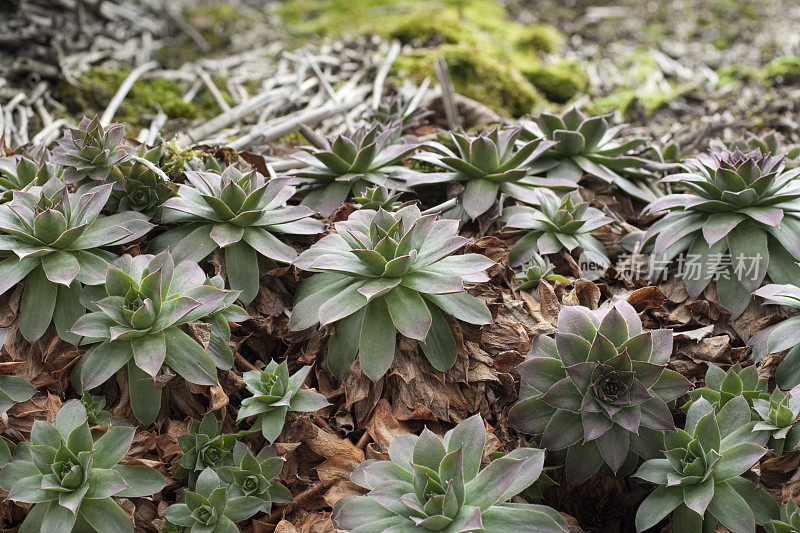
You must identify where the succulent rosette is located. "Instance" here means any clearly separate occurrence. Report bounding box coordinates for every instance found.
[216,442,292,513]
[766,500,800,533]
[635,396,777,533]
[642,149,800,317]
[369,91,432,136]
[728,131,800,160]
[0,401,165,532]
[80,392,114,427]
[408,127,572,220]
[684,364,768,411]
[238,360,330,442]
[109,145,175,217]
[749,284,800,388]
[333,415,569,532]
[0,177,153,343]
[165,468,262,533]
[0,154,57,202]
[176,413,236,489]
[753,388,800,455]
[71,251,245,424]
[352,183,403,211]
[513,252,568,291]
[504,189,612,268]
[520,108,659,202]
[290,125,418,217]
[51,116,130,184]
[290,205,493,381]
[152,167,322,304]
[509,301,692,484]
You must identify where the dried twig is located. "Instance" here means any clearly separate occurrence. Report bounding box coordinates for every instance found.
[179,88,291,144]
[433,57,461,130]
[371,40,402,109]
[298,123,328,149]
[100,60,158,126]
[229,92,368,150]
[129,154,170,182]
[195,65,231,113]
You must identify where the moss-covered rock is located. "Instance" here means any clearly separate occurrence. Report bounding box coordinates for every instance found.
[521,60,588,103]
[510,24,564,55]
[58,66,231,131]
[395,43,541,117]
[276,0,567,115]
[764,56,800,85]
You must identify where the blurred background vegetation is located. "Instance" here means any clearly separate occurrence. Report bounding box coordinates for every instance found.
[58,0,800,136]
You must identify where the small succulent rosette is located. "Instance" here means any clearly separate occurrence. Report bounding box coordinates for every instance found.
[291,125,418,217]
[520,107,659,202]
[635,396,776,533]
[238,360,330,443]
[409,126,568,220]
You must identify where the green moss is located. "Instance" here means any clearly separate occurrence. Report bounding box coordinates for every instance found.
[764,56,800,85]
[711,0,760,21]
[383,10,475,47]
[395,43,541,117]
[717,64,762,85]
[278,0,407,36]
[161,141,207,179]
[156,3,254,66]
[511,24,563,55]
[712,37,730,50]
[185,3,242,49]
[278,0,561,55]
[276,131,310,145]
[276,0,568,113]
[591,83,694,117]
[58,66,231,131]
[521,60,588,103]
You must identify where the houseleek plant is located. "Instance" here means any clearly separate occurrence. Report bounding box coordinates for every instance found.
[509,301,691,484]
[0,178,152,343]
[152,168,322,304]
[333,415,569,532]
[290,205,493,380]
[71,252,246,424]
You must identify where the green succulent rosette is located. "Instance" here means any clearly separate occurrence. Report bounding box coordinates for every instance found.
[643,149,800,317]
[333,415,569,532]
[290,205,493,381]
[0,400,165,533]
[238,360,330,443]
[71,251,246,424]
[510,301,692,484]
[504,189,611,268]
[635,396,777,533]
[152,166,322,304]
[0,178,153,343]
[409,127,571,220]
[291,125,418,218]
